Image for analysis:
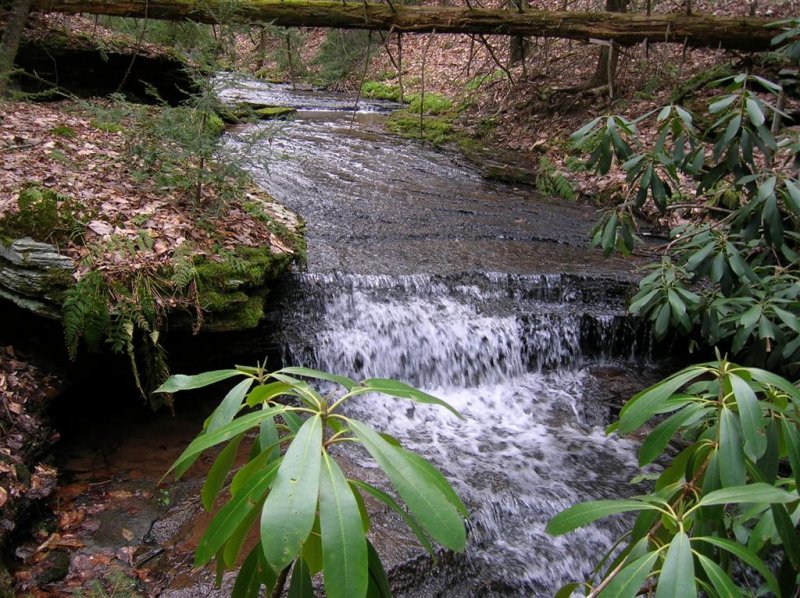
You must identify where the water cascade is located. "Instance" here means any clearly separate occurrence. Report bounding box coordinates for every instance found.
[223,80,660,596]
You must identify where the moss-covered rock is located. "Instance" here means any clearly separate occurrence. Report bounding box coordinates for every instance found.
[194,246,295,333]
[254,106,297,120]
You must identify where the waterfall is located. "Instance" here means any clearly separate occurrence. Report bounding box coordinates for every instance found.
[222,80,658,596]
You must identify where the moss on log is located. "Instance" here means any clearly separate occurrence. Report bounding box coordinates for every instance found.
[32,0,777,52]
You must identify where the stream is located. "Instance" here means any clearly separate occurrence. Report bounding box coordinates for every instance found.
[38,81,667,597]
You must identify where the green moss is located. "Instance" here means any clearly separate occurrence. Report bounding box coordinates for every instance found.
[387,111,456,146]
[0,185,88,244]
[254,106,297,120]
[361,81,403,102]
[194,246,295,331]
[406,92,453,116]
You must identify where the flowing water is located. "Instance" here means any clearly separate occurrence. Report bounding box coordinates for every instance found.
[33,81,662,597]
[221,81,662,596]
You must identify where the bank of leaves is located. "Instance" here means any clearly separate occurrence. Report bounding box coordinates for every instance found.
[548,20,800,597]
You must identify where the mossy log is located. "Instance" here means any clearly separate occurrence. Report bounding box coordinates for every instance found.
[32,0,777,51]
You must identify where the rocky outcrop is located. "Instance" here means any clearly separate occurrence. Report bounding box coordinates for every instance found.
[0,238,74,319]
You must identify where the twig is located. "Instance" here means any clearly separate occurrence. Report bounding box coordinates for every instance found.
[475,35,513,84]
[0,140,44,153]
[116,0,150,93]
[350,30,373,130]
[420,30,436,139]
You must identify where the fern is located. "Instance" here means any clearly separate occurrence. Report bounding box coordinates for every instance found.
[536,157,577,201]
[170,251,197,291]
[62,272,109,359]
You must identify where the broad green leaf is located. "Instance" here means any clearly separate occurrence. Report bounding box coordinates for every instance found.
[156,370,244,393]
[771,503,800,569]
[349,419,466,551]
[365,539,392,598]
[773,306,800,333]
[282,410,304,434]
[639,403,706,466]
[628,288,659,314]
[196,462,279,565]
[719,408,746,487]
[602,213,618,256]
[223,501,262,567]
[745,97,765,126]
[168,406,288,479]
[246,382,295,407]
[698,482,797,506]
[402,450,468,517]
[201,433,243,511]
[618,366,707,434]
[667,289,686,319]
[555,582,585,598]
[259,415,281,462]
[208,378,254,433]
[572,116,603,140]
[597,549,659,598]
[357,378,462,419]
[349,479,435,556]
[747,367,800,402]
[655,532,696,598]
[696,536,780,596]
[780,417,800,490]
[278,366,357,391]
[546,500,658,536]
[784,180,800,213]
[261,415,323,572]
[301,517,323,575]
[231,448,284,496]
[268,373,324,409]
[728,374,766,460]
[319,451,368,598]
[709,95,737,114]
[232,546,275,598]
[287,558,313,598]
[685,241,715,272]
[696,552,741,598]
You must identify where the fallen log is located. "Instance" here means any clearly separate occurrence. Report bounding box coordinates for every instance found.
[32,0,778,52]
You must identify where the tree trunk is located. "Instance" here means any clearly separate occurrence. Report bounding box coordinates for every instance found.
[30,0,776,52]
[509,0,530,65]
[588,0,626,89]
[0,0,33,95]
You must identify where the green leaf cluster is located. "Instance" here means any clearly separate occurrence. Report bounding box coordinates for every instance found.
[573,29,800,370]
[548,356,800,597]
[159,365,467,597]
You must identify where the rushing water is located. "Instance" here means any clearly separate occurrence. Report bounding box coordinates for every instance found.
[222,80,658,596]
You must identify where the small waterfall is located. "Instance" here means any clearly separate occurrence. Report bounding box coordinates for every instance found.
[281,272,650,387]
[277,272,653,596]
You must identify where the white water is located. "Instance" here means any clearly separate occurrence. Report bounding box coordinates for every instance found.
[280,273,649,596]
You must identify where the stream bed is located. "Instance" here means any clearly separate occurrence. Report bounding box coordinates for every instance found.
[29,81,668,597]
